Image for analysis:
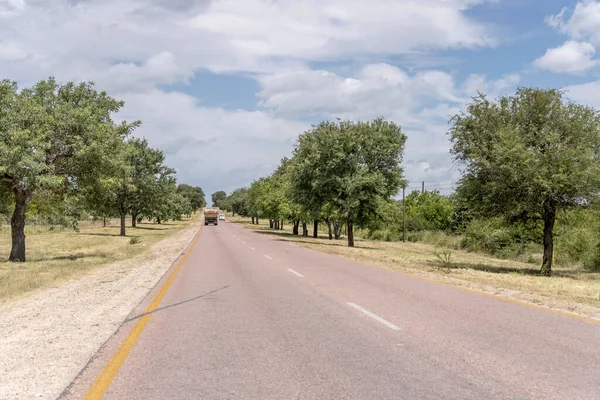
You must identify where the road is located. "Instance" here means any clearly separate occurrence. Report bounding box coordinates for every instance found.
[65,220,600,399]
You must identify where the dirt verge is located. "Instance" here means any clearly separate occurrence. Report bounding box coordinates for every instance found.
[0,218,201,400]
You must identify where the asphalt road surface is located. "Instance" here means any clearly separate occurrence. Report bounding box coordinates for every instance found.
[66,220,600,400]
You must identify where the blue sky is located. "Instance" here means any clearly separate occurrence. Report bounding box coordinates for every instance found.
[1,0,599,199]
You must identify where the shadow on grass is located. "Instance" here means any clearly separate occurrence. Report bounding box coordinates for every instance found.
[446,261,584,279]
[132,225,171,231]
[78,232,123,237]
[33,252,112,262]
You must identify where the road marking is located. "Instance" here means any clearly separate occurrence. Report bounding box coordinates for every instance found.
[250,247,256,251]
[287,268,304,278]
[242,241,246,244]
[347,302,400,331]
[83,227,203,399]
[264,255,272,260]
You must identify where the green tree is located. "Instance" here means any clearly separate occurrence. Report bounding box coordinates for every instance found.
[246,179,266,224]
[405,190,453,231]
[449,87,600,275]
[227,188,249,217]
[211,190,227,207]
[0,78,136,261]
[291,118,406,246]
[138,166,178,225]
[177,184,206,211]
[84,138,175,235]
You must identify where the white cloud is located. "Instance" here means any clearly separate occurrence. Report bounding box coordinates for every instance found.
[190,0,495,62]
[0,0,497,85]
[256,65,520,190]
[564,79,600,109]
[116,90,308,195]
[539,1,600,74]
[257,64,519,121]
[101,52,194,93]
[0,0,503,193]
[546,1,600,45]
[0,40,28,61]
[533,41,597,73]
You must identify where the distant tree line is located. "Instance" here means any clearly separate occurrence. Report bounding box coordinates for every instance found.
[0,77,206,262]
[217,88,600,276]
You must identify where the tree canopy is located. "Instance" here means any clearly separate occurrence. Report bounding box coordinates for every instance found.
[0,77,206,261]
[449,87,600,275]
[290,118,406,246]
[211,191,227,208]
[0,78,138,261]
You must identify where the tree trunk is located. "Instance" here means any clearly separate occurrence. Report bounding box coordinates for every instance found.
[347,219,355,247]
[327,218,333,240]
[9,190,29,262]
[157,216,161,225]
[540,202,556,276]
[302,222,308,237]
[252,216,255,224]
[280,220,284,230]
[256,216,259,224]
[103,217,106,227]
[334,220,342,239]
[269,219,274,229]
[293,220,299,235]
[313,221,318,238]
[120,210,126,237]
[132,214,137,228]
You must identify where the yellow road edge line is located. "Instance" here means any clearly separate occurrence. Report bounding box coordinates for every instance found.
[83,227,203,400]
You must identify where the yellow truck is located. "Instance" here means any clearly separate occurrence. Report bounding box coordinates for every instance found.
[204,208,220,226]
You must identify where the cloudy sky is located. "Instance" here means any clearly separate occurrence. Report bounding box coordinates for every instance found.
[1,0,599,197]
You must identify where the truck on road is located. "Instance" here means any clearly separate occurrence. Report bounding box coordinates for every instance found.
[204,208,220,225]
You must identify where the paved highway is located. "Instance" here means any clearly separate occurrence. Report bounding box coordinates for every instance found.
[65,220,600,399]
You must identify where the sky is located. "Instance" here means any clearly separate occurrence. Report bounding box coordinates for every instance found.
[1,0,600,198]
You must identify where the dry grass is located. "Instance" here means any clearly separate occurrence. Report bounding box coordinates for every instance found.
[230,215,600,320]
[0,215,196,303]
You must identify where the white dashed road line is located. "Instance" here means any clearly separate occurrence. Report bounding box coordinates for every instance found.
[287,269,304,278]
[264,255,272,260]
[347,302,400,331]
[250,247,256,251]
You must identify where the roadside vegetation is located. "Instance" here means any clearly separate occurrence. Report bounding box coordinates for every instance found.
[216,87,600,289]
[0,77,207,300]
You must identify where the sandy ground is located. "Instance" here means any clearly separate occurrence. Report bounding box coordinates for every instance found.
[0,219,201,400]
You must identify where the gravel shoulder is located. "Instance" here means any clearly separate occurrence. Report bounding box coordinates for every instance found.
[0,217,202,400]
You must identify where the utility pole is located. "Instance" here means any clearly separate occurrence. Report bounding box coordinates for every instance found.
[421,181,424,194]
[402,186,406,242]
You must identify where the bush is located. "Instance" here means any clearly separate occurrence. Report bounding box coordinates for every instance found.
[583,243,600,272]
[460,218,513,254]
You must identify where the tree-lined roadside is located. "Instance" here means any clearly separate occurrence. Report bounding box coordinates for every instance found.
[217,88,600,278]
[0,77,206,262]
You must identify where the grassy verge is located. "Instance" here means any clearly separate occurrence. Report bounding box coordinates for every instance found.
[229,215,600,319]
[0,214,198,303]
